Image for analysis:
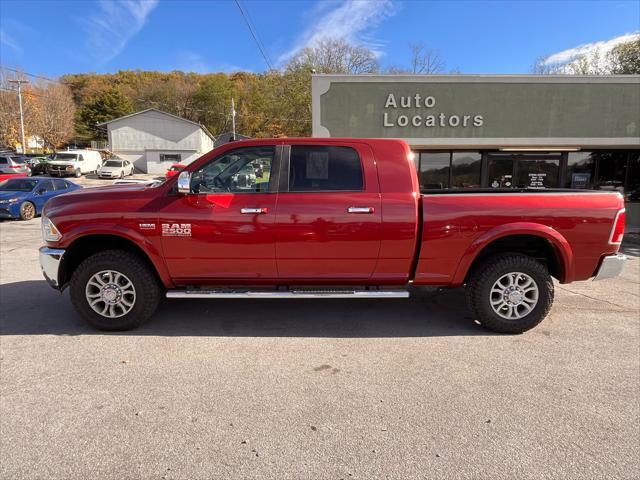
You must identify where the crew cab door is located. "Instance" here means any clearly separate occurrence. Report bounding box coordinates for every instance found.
[275,143,382,280]
[158,145,280,283]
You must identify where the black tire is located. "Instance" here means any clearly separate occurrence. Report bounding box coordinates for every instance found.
[466,253,554,334]
[19,201,36,220]
[70,250,162,331]
[75,169,82,178]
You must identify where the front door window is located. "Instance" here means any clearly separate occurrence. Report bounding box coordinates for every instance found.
[191,146,274,193]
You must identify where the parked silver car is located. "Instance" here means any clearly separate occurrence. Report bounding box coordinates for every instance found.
[0,154,31,175]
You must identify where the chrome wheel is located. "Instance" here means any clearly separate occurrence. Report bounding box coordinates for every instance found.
[85,270,136,318]
[489,272,539,320]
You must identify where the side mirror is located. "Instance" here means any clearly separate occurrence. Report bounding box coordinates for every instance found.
[36,188,46,195]
[177,170,191,194]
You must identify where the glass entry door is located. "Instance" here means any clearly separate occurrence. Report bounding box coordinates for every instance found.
[487,153,561,189]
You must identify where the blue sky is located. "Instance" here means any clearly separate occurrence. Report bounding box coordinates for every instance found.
[0,0,638,78]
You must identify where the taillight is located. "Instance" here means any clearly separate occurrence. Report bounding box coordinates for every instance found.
[8,165,20,168]
[608,208,626,245]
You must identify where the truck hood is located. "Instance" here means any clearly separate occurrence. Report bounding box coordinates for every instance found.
[44,183,161,217]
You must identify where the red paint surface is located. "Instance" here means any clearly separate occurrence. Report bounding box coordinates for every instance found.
[0,172,28,182]
[42,138,624,289]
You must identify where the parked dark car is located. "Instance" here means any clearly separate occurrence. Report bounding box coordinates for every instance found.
[0,177,81,220]
[27,156,51,176]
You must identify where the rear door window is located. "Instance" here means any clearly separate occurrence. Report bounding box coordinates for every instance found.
[52,179,68,190]
[39,181,55,193]
[289,146,363,192]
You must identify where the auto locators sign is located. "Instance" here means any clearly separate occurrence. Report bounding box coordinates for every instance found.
[382,93,484,129]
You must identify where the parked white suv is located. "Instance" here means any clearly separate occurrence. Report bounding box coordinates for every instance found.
[48,150,102,177]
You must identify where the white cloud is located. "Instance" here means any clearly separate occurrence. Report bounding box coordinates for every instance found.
[543,31,639,65]
[84,0,159,65]
[0,29,21,52]
[174,51,249,74]
[278,0,397,64]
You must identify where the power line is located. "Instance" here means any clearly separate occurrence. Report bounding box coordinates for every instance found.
[234,0,274,71]
[0,66,61,84]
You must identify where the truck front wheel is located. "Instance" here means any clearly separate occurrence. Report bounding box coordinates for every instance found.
[466,254,554,334]
[70,250,161,331]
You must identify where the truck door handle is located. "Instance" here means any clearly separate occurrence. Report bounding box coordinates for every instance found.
[241,208,268,214]
[347,207,375,214]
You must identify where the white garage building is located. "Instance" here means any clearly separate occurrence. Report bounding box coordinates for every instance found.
[99,109,215,174]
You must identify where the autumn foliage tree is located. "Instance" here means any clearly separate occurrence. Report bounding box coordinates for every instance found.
[0,69,76,150]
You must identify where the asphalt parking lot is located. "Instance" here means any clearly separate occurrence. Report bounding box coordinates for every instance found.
[0,203,639,479]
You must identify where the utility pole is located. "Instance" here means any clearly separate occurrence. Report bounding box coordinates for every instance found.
[9,79,29,153]
[231,97,236,141]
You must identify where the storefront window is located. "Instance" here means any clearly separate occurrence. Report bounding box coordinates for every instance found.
[419,152,450,190]
[515,159,560,188]
[566,152,596,188]
[595,151,628,193]
[451,152,481,188]
[488,158,514,188]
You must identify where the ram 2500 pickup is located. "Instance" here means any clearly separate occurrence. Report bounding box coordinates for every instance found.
[39,139,626,333]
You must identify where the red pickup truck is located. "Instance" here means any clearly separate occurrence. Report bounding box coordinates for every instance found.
[39,138,626,333]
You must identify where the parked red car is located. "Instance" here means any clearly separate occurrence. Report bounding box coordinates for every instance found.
[166,163,186,178]
[39,138,626,333]
[0,172,28,182]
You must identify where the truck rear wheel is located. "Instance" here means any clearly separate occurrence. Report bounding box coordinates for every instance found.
[466,254,554,334]
[70,250,161,331]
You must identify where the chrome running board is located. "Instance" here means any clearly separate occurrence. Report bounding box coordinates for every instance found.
[166,289,410,299]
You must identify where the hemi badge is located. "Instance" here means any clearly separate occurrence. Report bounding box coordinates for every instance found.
[139,223,156,230]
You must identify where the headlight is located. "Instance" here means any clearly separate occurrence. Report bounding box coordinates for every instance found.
[42,216,62,242]
[0,197,19,204]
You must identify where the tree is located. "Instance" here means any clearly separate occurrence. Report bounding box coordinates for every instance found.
[191,73,237,135]
[608,39,640,74]
[408,42,445,74]
[385,42,445,74]
[77,89,134,140]
[31,83,76,149]
[287,38,379,74]
[533,38,640,75]
[0,69,40,150]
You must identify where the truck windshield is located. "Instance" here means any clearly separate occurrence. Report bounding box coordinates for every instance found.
[0,179,38,191]
[51,153,78,161]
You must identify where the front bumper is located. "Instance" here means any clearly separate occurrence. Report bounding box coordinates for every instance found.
[39,246,65,289]
[0,207,17,219]
[593,253,627,281]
